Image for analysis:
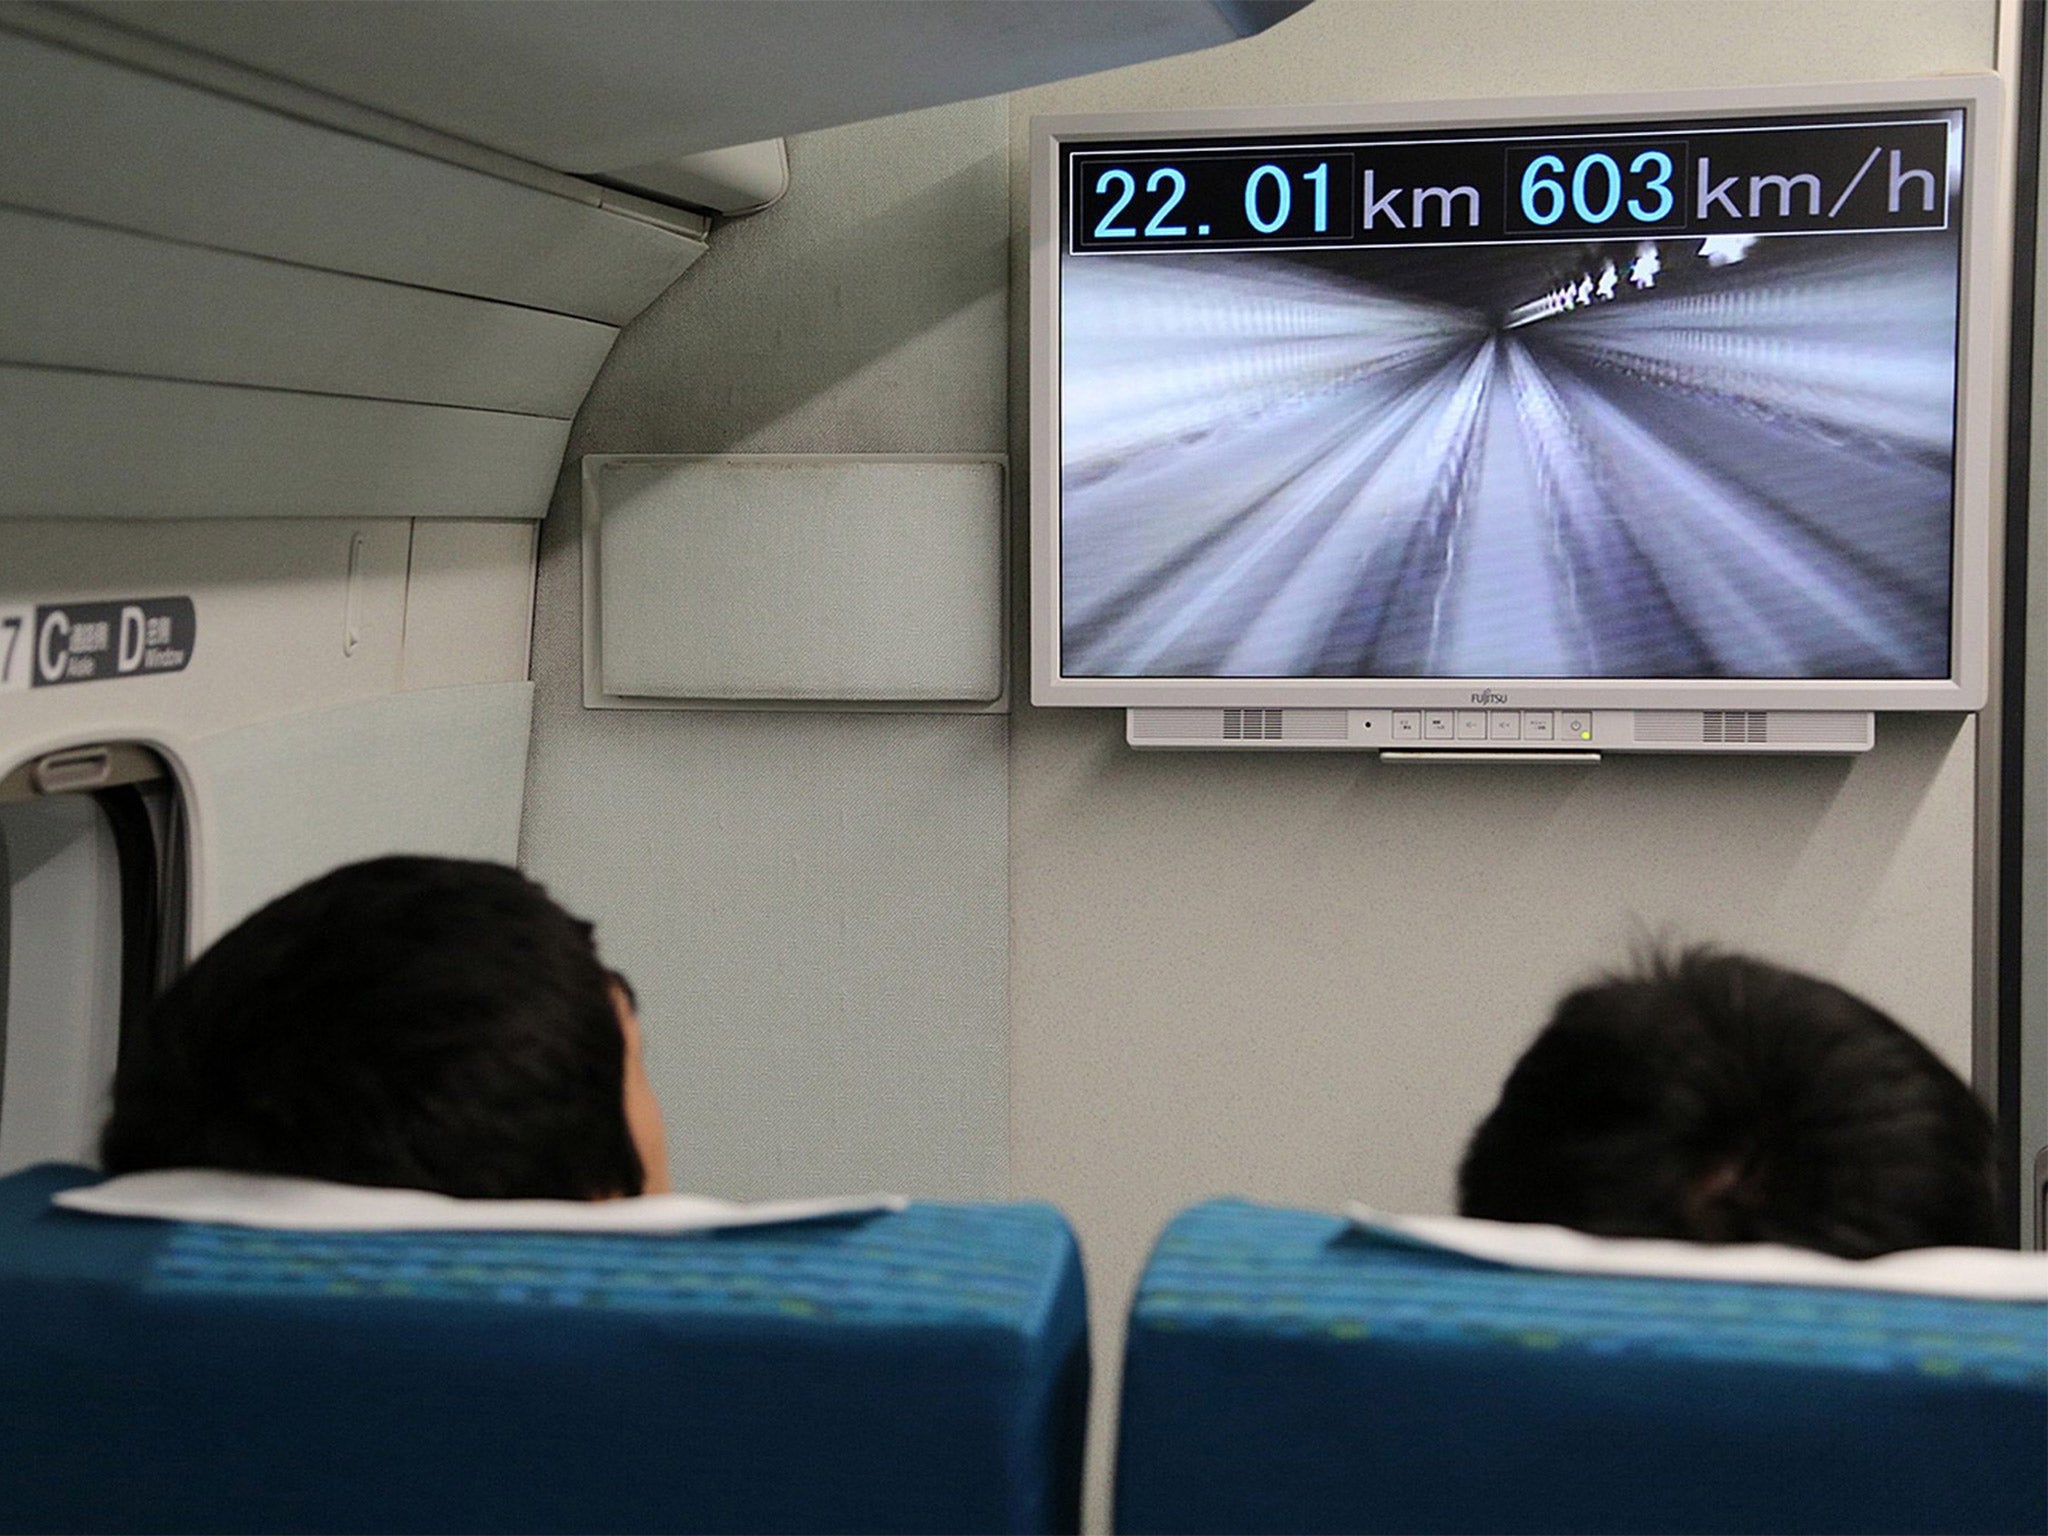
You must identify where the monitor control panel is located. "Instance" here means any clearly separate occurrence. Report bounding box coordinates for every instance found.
[1126,708,1874,754]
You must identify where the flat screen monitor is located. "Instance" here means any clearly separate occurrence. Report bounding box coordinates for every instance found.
[1029,79,2003,713]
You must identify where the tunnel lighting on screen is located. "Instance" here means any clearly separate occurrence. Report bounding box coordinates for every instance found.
[1029,79,2001,713]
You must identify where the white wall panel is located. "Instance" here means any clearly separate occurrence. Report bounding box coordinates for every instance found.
[0,368,569,521]
[521,711,1008,1199]
[401,521,539,691]
[0,520,534,967]
[189,681,532,943]
[0,520,410,762]
[0,209,616,418]
[0,797,122,1175]
[522,98,1011,1202]
[0,28,703,324]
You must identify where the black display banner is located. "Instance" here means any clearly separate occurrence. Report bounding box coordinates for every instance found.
[19,598,197,688]
[1069,113,1955,253]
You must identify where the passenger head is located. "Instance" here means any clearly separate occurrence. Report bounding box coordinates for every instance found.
[102,856,669,1200]
[1457,948,1997,1258]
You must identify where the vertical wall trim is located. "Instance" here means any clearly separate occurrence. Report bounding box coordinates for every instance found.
[1998,0,2044,1247]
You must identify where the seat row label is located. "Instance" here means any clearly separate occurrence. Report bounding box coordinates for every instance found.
[0,598,196,691]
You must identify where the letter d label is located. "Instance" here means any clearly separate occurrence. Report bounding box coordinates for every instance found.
[118,605,146,673]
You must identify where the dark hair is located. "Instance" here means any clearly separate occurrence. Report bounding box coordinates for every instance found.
[1457,948,1998,1257]
[101,856,644,1200]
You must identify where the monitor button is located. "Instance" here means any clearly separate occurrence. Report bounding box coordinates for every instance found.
[1423,710,1454,740]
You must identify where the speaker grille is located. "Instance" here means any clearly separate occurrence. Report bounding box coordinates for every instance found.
[1282,710,1352,742]
[1129,708,1351,743]
[1128,709,1223,742]
[1223,708,1283,740]
[1703,709,1768,743]
[1767,712,1873,744]
[1632,710,1871,746]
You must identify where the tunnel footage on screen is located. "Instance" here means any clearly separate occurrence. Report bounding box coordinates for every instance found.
[1054,106,1966,683]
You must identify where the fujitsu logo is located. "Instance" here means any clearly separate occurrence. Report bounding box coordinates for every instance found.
[1470,689,1508,704]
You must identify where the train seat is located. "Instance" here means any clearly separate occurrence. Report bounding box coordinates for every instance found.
[1116,1199,2048,1535]
[0,1164,1087,1535]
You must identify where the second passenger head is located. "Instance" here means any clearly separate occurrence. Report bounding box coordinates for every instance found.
[1457,947,1997,1258]
[100,855,670,1200]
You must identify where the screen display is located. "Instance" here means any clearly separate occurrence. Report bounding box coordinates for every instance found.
[1057,109,1964,681]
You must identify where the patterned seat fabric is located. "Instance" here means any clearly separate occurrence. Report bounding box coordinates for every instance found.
[0,1164,1088,1534]
[1117,1199,2048,1535]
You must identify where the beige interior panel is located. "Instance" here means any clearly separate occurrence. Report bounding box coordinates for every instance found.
[0,519,411,762]
[189,681,533,943]
[0,368,569,521]
[0,795,122,1174]
[0,521,530,961]
[402,521,540,691]
[0,27,704,323]
[72,0,1292,172]
[0,209,617,418]
[591,455,1005,703]
[522,97,1013,1204]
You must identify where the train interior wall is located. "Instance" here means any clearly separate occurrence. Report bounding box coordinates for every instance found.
[1003,3,1999,1519]
[522,97,1013,1202]
[0,3,2030,1532]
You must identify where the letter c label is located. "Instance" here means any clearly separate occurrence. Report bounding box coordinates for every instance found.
[37,610,69,684]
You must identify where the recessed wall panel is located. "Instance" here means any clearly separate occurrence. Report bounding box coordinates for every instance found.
[589,455,1004,704]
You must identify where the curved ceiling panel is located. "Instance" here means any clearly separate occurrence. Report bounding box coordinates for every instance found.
[75,0,1313,171]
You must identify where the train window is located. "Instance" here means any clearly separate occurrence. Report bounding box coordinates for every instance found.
[0,746,185,1175]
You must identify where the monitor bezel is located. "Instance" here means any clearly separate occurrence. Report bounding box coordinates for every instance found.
[1028,76,2005,712]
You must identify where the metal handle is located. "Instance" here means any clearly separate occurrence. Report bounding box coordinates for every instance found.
[1,742,169,803]
[30,747,112,795]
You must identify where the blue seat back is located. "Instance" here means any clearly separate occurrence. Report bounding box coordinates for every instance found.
[1117,1199,2047,1535]
[0,1165,1087,1534]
